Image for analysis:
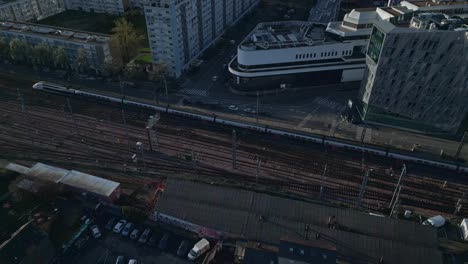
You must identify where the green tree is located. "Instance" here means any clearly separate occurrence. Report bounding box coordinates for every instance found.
[111,18,144,64]
[9,39,29,63]
[53,46,68,69]
[32,42,53,66]
[0,37,9,59]
[75,48,88,72]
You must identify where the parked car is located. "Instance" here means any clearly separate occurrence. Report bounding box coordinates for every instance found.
[228,105,238,111]
[138,228,151,244]
[188,238,210,260]
[243,108,256,114]
[121,223,134,237]
[115,256,125,264]
[177,240,190,257]
[90,225,102,239]
[147,234,158,246]
[130,229,140,240]
[128,259,138,264]
[423,215,446,227]
[105,217,116,230]
[158,232,170,250]
[113,220,127,234]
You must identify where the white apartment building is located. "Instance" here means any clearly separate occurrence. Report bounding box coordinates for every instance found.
[64,0,129,15]
[0,0,65,22]
[144,0,260,78]
[0,20,115,69]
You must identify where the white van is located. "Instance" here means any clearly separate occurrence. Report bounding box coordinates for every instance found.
[187,238,210,260]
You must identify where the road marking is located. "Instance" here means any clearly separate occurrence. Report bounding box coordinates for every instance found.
[297,114,313,128]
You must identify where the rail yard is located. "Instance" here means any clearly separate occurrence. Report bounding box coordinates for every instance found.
[1,76,468,219]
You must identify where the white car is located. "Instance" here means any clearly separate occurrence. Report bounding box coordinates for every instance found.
[228,105,238,111]
[113,220,127,234]
[121,222,134,237]
[128,260,138,264]
[90,225,102,239]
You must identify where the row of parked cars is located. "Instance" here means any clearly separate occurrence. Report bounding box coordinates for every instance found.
[106,217,210,260]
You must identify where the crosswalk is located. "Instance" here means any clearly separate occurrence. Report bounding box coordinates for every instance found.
[180,88,209,97]
[313,97,345,111]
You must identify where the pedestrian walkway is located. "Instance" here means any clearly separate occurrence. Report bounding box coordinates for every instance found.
[314,97,346,111]
[181,88,209,97]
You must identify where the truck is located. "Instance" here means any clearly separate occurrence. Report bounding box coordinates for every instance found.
[460,218,468,241]
[187,238,210,260]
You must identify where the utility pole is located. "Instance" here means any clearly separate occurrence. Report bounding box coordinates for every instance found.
[390,185,403,217]
[456,131,467,159]
[66,98,79,134]
[16,88,25,112]
[232,129,237,169]
[319,164,328,200]
[136,142,146,171]
[255,157,261,183]
[163,77,169,106]
[146,114,160,151]
[356,169,371,209]
[255,91,260,124]
[389,165,406,209]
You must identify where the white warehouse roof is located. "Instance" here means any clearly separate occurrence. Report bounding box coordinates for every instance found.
[59,170,120,197]
[27,163,69,183]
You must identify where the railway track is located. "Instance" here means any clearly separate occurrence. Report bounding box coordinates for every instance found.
[0,81,467,216]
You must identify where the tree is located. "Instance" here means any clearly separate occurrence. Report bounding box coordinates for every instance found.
[9,39,30,63]
[32,42,53,66]
[111,18,144,64]
[53,46,68,69]
[75,48,88,73]
[0,37,9,59]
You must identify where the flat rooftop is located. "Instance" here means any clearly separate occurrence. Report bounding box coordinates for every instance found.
[156,179,443,264]
[240,21,335,51]
[0,20,111,45]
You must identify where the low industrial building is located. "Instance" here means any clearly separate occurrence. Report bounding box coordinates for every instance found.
[154,179,442,264]
[0,20,116,70]
[4,162,121,203]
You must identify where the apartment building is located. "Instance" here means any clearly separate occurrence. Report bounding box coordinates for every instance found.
[0,0,65,22]
[0,20,115,70]
[358,3,468,135]
[144,0,260,78]
[64,0,129,15]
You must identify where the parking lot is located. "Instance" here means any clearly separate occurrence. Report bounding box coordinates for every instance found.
[67,214,197,264]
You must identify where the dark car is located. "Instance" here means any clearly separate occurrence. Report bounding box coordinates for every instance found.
[105,217,116,230]
[147,234,158,246]
[158,232,170,250]
[177,240,190,257]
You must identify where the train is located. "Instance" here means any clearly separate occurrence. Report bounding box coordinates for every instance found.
[32,81,468,173]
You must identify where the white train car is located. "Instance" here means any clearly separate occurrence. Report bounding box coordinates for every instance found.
[32,81,468,173]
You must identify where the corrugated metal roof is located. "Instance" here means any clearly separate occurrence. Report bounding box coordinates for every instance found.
[5,163,30,174]
[156,179,443,264]
[59,170,119,196]
[26,163,68,183]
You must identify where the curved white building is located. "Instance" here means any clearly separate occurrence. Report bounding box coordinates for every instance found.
[228,20,369,91]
